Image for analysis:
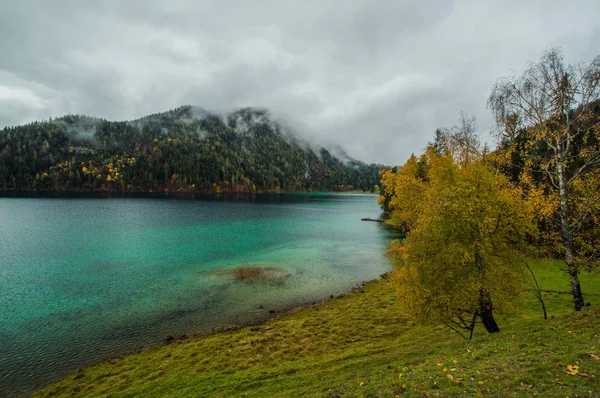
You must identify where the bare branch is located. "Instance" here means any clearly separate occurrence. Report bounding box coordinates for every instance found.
[567,153,600,186]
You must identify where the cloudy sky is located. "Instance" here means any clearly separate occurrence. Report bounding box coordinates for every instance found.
[1,0,599,165]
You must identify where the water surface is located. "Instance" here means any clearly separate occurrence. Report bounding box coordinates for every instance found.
[0,193,393,396]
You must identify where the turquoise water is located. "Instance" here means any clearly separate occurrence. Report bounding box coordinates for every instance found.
[0,193,393,396]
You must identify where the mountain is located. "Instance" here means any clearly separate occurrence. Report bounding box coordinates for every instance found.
[0,106,384,193]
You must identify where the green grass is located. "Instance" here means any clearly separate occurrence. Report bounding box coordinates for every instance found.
[37,260,600,397]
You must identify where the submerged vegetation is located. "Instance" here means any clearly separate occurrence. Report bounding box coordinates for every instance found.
[0,107,383,193]
[234,265,265,281]
[234,266,287,285]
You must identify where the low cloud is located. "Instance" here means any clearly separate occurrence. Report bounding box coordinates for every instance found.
[1,0,599,164]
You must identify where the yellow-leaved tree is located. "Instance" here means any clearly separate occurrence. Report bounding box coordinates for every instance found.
[379,152,429,233]
[386,148,535,338]
[488,48,600,311]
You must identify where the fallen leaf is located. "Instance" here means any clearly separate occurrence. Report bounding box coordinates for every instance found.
[566,365,579,376]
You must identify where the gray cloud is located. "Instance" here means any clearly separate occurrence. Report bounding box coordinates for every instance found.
[1,0,599,165]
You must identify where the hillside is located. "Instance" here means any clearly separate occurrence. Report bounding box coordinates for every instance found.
[0,106,384,193]
[36,260,600,397]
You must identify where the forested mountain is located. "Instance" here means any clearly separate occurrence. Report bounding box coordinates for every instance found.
[0,106,383,193]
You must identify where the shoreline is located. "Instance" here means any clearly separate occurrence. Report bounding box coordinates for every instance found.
[0,189,378,198]
[2,193,390,397]
[33,276,382,395]
[34,260,600,398]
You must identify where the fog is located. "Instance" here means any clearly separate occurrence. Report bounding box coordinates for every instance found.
[1,0,599,164]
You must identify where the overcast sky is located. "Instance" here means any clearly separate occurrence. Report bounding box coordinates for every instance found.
[1,1,599,165]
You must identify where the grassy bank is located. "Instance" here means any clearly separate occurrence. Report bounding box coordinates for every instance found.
[37,260,600,397]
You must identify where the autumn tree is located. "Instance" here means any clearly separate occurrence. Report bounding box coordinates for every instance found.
[433,112,480,163]
[379,153,428,232]
[386,148,535,337]
[381,112,481,232]
[488,49,600,310]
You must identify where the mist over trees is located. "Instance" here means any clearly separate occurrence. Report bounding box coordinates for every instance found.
[0,106,384,193]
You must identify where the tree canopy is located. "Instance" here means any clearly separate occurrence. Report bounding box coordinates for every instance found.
[383,144,535,337]
[488,48,600,310]
[0,106,384,194]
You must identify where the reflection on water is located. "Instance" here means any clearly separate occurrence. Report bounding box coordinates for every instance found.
[0,193,396,397]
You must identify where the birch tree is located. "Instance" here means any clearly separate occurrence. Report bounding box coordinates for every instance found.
[488,49,600,310]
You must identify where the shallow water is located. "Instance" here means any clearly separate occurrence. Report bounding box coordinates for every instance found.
[0,193,394,396]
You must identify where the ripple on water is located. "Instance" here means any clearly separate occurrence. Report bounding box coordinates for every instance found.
[0,194,394,397]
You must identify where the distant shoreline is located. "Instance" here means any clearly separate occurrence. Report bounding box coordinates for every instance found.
[0,189,378,199]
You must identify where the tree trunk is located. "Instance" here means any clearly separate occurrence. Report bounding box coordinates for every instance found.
[478,290,500,333]
[525,261,547,320]
[556,139,585,311]
[569,266,584,311]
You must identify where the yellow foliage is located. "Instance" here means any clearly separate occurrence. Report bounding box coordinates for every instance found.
[379,153,431,232]
[387,153,536,324]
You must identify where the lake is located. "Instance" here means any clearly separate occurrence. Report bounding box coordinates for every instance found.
[0,193,394,396]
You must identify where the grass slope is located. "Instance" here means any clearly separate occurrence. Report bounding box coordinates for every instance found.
[37,260,600,397]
